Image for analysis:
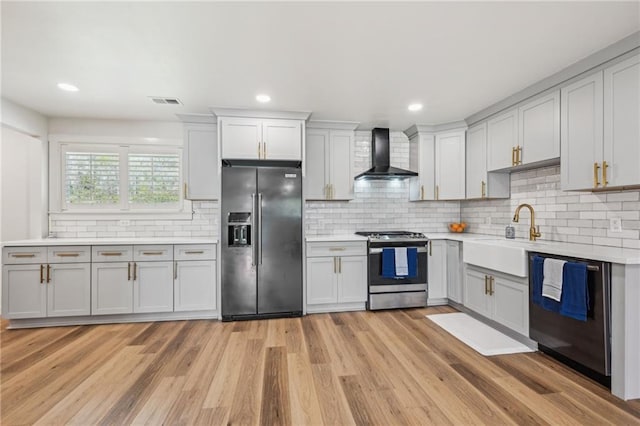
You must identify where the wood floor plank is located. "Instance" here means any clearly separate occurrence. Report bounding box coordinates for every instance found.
[2,309,639,425]
[260,346,292,426]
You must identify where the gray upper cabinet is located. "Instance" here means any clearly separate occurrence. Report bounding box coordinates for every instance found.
[487,108,518,171]
[466,122,509,199]
[183,122,219,200]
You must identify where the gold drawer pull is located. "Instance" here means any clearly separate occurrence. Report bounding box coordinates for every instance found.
[184,250,205,254]
[101,252,123,256]
[56,253,80,257]
[593,162,601,188]
[329,248,346,251]
[142,251,164,256]
[12,253,36,258]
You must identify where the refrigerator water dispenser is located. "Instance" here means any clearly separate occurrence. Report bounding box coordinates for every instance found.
[227,212,252,246]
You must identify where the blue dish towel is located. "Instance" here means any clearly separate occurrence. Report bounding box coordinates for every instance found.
[532,256,561,313]
[381,248,418,278]
[560,262,589,322]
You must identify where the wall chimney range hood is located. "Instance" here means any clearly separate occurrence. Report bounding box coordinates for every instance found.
[354,128,418,180]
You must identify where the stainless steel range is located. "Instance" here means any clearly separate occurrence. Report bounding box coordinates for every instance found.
[355,231,429,310]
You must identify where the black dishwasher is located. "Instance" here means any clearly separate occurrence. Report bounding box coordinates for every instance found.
[528,252,611,387]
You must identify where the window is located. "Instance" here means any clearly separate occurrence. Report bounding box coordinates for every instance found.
[51,138,188,217]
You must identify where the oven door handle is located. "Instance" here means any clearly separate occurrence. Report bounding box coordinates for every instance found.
[369,247,427,254]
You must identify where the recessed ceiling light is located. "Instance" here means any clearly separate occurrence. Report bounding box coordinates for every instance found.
[256,94,271,103]
[57,82,79,92]
[408,103,423,112]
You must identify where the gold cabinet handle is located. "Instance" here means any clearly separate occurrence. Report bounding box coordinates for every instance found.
[481,181,486,198]
[174,261,178,279]
[333,257,337,274]
[258,142,262,159]
[484,275,488,294]
[435,185,439,200]
[56,253,80,257]
[339,257,342,274]
[40,264,44,283]
[133,262,137,281]
[184,250,204,255]
[141,251,164,256]
[128,262,131,281]
[517,146,522,165]
[593,162,601,188]
[490,276,495,295]
[429,241,432,256]
[12,253,36,258]
[101,252,123,256]
[512,147,516,166]
[602,161,609,187]
[329,247,345,251]
[184,182,188,199]
[421,185,425,200]
[46,264,51,283]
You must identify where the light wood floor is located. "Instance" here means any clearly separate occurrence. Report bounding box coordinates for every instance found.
[2,306,640,425]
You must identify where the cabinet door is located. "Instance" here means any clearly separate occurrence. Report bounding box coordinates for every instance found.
[262,119,302,160]
[604,54,640,188]
[2,264,46,319]
[446,241,462,303]
[47,263,90,317]
[464,267,491,318]
[408,133,435,201]
[184,123,219,200]
[492,275,528,336]
[337,256,367,303]
[134,261,174,313]
[487,109,518,171]
[435,131,466,200]
[92,262,133,315]
[306,257,338,305]
[466,123,487,199]
[174,260,217,312]
[329,130,354,200]
[427,240,447,304]
[518,90,560,165]
[305,129,329,200]
[220,117,261,160]
[561,72,604,191]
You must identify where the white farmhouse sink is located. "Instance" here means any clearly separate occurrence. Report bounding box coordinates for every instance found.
[463,239,528,277]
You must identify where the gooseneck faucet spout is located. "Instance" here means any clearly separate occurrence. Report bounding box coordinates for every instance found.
[513,203,542,241]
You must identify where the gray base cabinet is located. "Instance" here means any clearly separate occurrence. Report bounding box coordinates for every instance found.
[174,260,217,312]
[133,261,174,313]
[48,263,91,317]
[464,265,528,336]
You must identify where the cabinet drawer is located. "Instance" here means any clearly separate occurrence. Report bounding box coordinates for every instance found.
[174,244,216,261]
[92,246,133,262]
[3,247,47,265]
[306,241,366,257]
[48,246,91,263]
[133,245,173,261]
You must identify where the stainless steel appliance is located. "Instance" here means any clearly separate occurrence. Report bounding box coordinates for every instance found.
[221,164,303,321]
[355,231,428,310]
[528,252,611,387]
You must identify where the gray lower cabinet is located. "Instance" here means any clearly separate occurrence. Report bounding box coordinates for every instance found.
[92,262,134,315]
[464,265,528,336]
[446,241,463,304]
[174,260,217,311]
[134,261,174,313]
[2,246,90,319]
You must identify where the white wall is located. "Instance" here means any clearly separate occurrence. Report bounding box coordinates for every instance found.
[48,118,182,139]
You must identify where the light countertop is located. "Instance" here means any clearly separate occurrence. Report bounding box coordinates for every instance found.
[305,234,368,243]
[1,237,218,247]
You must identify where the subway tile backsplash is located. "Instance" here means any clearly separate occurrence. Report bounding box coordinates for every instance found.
[461,165,640,249]
[51,131,639,250]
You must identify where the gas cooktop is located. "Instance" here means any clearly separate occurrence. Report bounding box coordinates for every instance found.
[355,230,427,242]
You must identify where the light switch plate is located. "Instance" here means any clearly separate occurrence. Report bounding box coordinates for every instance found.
[118,219,131,226]
[610,217,622,232]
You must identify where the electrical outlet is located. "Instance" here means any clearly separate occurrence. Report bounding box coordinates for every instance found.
[610,217,622,233]
[118,219,131,226]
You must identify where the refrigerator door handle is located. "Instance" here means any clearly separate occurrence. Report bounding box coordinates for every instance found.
[258,193,263,265]
[251,193,257,266]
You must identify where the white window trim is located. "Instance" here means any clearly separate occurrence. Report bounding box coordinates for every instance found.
[49,134,193,220]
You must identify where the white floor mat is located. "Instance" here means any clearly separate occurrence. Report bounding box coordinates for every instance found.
[426,312,534,356]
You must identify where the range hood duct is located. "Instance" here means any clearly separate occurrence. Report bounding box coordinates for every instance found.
[354,128,418,180]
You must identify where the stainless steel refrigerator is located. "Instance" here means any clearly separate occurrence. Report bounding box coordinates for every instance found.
[221,165,302,321]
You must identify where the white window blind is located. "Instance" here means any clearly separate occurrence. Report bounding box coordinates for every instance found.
[64,151,120,205]
[128,153,181,204]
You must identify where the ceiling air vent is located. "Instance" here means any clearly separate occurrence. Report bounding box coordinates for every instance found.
[148,96,183,105]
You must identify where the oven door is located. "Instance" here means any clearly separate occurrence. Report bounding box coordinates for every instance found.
[368,244,428,288]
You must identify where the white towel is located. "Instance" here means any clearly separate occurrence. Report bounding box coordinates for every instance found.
[394,247,408,276]
[542,258,566,301]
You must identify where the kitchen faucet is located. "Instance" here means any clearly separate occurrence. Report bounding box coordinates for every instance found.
[513,203,542,241]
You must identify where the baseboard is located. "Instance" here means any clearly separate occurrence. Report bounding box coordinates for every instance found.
[427,298,449,306]
[305,302,366,314]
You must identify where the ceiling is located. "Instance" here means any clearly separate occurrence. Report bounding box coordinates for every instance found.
[2,1,639,130]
